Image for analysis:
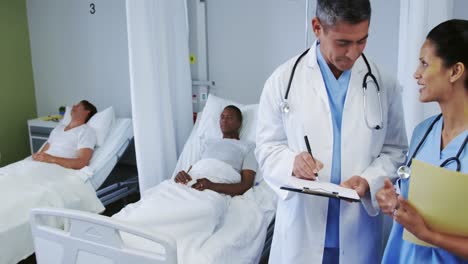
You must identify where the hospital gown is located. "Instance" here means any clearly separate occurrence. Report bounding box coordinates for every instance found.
[45,123,96,158]
[382,115,468,264]
[200,138,257,173]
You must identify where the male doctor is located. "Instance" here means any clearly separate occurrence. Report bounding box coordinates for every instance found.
[255,0,408,263]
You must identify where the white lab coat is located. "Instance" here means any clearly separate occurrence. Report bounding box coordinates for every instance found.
[255,42,408,264]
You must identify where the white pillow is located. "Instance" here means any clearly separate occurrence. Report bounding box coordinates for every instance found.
[87,107,115,147]
[60,106,72,125]
[197,94,258,143]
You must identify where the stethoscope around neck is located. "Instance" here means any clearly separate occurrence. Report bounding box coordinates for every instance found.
[397,113,468,179]
[280,48,384,130]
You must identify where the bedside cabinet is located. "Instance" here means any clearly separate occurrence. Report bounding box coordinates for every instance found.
[27,118,60,154]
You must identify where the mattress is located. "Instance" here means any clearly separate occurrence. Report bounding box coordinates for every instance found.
[87,118,133,189]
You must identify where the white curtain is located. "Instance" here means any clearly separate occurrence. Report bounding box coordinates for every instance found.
[126,0,193,194]
[398,0,453,138]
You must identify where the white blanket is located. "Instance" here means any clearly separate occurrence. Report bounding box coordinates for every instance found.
[199,181,277,264]
[0,160,104,264]
[188,158,241,184]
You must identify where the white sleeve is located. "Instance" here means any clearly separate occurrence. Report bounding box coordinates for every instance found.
[242,149,257,172]
[360,75,408,216]
[78,126,97,150]
[255,71,297,200]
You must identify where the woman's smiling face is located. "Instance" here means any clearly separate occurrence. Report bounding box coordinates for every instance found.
[414,40,453,103]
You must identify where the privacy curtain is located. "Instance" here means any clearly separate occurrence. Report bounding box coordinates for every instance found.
[398,0,453,137]
[126,0,192,194]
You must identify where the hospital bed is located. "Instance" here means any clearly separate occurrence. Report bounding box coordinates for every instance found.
[30,95,278,264]
[91,118,138,206]
[0,114,135,264]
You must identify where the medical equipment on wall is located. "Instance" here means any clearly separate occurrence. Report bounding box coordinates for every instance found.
[397,114,468,179]
[280,48,384,130]
[192,80,214,122]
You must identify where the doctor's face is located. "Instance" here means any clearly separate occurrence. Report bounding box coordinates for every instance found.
[414,40,452,103]
[312,18,369,75]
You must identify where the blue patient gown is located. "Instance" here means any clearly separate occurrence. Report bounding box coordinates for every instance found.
[382,115,468,264]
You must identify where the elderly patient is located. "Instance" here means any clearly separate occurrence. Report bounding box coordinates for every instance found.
[174,105,256,195]
[32,100,97,169]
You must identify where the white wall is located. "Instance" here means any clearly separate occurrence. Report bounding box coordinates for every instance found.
[365,0,401,75]
[189,0,401,105]
[453,0,468,19]
[202,0,310,104]
[27,0,131,118]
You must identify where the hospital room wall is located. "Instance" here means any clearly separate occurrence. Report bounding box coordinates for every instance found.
[26,0,132,118]
[188,0,400,105]
[453,0,468,19]
[0,0,37,166]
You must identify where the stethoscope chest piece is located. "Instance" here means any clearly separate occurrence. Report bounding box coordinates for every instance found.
[280,101,290,113]
[397,165,411,179]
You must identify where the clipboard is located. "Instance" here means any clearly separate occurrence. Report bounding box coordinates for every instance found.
[280,177,361,202]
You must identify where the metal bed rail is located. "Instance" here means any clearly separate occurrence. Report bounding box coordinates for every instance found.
[97,176,139,206]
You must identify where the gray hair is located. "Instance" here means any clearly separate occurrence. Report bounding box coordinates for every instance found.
[316,0,371,27]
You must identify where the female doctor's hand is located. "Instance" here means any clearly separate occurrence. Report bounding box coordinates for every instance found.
[394,196,432,242]
[376,177,399,216]
[292,152,324,181]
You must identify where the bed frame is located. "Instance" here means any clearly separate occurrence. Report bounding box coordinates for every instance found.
[93,130,140,207]
[30,208,176,264]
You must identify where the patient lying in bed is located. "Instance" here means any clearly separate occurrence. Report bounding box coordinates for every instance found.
[32,100,97,169]
[0,100,105,264]
[112,105,257,263]
[174,105,257,195]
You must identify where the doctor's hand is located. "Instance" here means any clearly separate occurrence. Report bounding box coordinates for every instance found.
[341,176,369,198]
[376,178,399,216]
[175,170,192,185]
[292,152,324,180]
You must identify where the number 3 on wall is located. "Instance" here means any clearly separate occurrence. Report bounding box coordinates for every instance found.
[90,3,96,14]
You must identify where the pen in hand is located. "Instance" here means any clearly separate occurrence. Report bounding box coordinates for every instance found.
[304,135,319,177]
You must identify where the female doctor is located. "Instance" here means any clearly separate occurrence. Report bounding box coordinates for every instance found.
[377,19,468,263]
[255,0,408,263]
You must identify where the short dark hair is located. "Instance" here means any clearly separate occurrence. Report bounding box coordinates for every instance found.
[80,100,97,123]
[426,19,468,89]
[224,105,242,123]
[316,0,371,27]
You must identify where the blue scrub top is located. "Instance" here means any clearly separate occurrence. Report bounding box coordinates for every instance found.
[382,115,468,264]
[316,43,351,249]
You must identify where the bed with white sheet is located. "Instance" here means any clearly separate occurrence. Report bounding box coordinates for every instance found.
[30,95,277,264]
[0,107,134,264]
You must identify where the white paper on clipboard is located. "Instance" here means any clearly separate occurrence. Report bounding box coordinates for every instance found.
[282,177,360,201]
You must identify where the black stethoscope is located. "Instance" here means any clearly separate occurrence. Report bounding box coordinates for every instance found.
[279,48,384,130]
[397,113,468,179]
